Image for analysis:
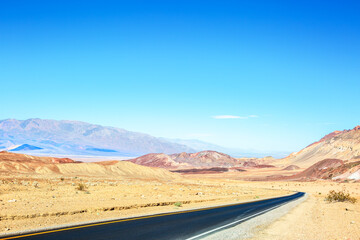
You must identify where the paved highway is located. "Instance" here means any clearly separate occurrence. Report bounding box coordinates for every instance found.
[1,192,304,240]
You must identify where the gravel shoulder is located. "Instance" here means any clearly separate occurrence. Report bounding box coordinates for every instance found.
[250,194,360,240]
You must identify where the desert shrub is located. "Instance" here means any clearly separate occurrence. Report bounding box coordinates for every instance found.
[60,177,65,181]
[325,190,357,203]
[174,202,182,207]
[76,183,87,191]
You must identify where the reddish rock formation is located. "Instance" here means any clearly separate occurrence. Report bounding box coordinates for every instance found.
[129,153,189,169]
[171,151,240,168]
[129,150,258,169]
[0,151,75,164]
[276,159,360,181]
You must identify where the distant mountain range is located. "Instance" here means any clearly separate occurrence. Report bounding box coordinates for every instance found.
[0,118,196,156]
[161,138,288,158]
[0,118,288,158]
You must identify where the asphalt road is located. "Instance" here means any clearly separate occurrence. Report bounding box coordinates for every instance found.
[1,192,305,240]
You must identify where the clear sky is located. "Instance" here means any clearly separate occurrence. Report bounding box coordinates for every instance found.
[1,0,359,154]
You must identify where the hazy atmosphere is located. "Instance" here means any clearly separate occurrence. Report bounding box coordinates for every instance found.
[1,1,360,154]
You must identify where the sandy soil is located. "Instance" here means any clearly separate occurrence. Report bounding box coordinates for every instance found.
[180,172,360,240]
[0,175,289,235]
[244,181,360,240]
[2,169,358,240]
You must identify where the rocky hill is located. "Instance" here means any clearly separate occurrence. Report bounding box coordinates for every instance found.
[129,150,262,169]
[278,125,360,168]
[128,153,190,169]
[0,151,179,180]
[279,159,360,181]
[0,151,75,164]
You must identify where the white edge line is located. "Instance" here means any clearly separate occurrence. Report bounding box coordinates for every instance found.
[185,203,286,240]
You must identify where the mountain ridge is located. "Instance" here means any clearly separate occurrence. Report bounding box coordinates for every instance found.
[276,125,360,167]
[0,118,196,156]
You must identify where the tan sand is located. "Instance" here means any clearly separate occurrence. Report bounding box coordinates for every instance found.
[245,181,360,240]
[0,175,289,234]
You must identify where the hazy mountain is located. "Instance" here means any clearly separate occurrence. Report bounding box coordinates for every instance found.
[162,138,288,158]
[0,118,195,156]
[160,138,224,152]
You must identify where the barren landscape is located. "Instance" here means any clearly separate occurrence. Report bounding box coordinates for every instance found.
[1,124,360,239]
[0,172,289,234]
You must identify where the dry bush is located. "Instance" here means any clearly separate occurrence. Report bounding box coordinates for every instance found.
[76,183,87,191]
[325,190,357,203]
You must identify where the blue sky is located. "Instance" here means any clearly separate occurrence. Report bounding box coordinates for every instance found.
[1,0,359,154]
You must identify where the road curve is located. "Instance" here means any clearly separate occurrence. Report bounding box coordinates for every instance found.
[1,192,305,240]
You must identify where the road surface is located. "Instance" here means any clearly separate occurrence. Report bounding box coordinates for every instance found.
[1,192,305,240]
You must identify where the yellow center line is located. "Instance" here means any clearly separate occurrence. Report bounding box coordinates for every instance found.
[0,193,296,240]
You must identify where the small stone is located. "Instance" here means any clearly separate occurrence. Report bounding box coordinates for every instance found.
[8,199,17,203]
[350,221,355,224]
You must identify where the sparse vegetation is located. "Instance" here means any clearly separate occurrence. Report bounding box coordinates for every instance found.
[76,183,87,191]
[174,202,182,207]
[325,190,357,203]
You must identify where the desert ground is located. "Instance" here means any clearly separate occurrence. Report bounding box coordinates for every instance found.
[183,170,360,240]
[247,181,360,240]
[1,150,360,239]
[0,173,289,235]
[1,171,359,240]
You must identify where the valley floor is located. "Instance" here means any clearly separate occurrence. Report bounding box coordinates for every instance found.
[0,174,288,235]
[1,174,359,240]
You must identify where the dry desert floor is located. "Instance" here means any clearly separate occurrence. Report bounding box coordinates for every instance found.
[244,181,360,240]
[0,174,289,235]
[1,173,359,240]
